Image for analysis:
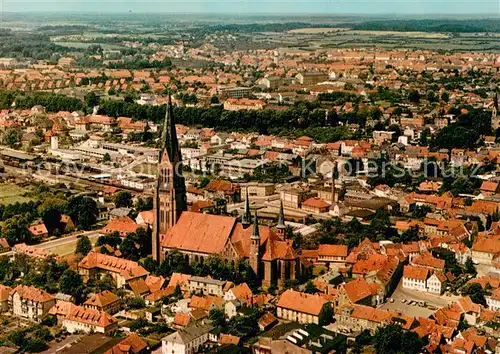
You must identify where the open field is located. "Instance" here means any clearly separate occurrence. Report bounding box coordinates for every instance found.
[288,27,347,34]
[251,28,500,52]
[54,41,124,50]
[0,183,34,205]
[132,163,157,176]
[37,231,101,256]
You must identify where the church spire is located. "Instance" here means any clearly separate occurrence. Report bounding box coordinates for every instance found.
[152,92,187,262]
[161,94,180,163]
[277,200,285,229]
[242,188,251,228]
[252,210,260,240]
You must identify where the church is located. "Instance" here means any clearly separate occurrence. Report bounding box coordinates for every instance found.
[152,96,302,288]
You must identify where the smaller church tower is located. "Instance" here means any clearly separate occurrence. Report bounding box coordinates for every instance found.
[249,210,260,276]
[242,188,251,228]
[276,200,286,238]
[331,161,339,204]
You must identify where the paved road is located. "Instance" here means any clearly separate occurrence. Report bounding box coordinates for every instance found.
[1,230,101,258]
[36,230,100,250]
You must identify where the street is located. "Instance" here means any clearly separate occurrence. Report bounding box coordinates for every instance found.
[0,230,101,258]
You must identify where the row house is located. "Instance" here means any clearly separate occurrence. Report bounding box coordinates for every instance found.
[402,265,447,294]
[336,304,414,335]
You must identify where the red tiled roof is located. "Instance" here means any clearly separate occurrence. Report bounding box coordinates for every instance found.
[66,306,117,328]
[104,333,147,354]
[277,290,327,316]
[302,197,330,209]
[161,212,236,254]
[78,252,149,281]
[318,244,348,258]
[403,265,429,280]
[10,284,53,303]
[84,290,120,308]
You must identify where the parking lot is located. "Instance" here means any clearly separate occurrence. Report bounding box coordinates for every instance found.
[379,280,461,318]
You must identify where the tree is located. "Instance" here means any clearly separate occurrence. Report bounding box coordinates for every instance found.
[102,152,111,163]
[59,269,84,301]
[461,283,486,306]
[135,196,153,211]
[2,217,31,246]
[408,90,421,103]
[465,257,477,275]
[75,236,92,256]
[3,127,22,148]
[41,207,62,235]
[209,308,226,328]
[67,196,98,230]
[373,324,423,354]
[114,191,133,208]
[84,92,100,109]
[304,280,318,294]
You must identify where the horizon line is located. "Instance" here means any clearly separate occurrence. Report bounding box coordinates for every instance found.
[2,11,499,17]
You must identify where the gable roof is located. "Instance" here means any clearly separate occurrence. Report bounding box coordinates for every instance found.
[277,290,327,316]
[78,252,149,281]
[84,290,120,308]
[161,212,236,255]
[66,306,117,328]
[104,333,147,354]
[10,284,53,303]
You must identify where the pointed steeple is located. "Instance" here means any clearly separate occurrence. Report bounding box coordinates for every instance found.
[252,210,260,240]
[277,200,285,229]
[161,94,180,163]
[242,188,251,227]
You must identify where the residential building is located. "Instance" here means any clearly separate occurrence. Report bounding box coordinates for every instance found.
[276,289,331,325]
[63,306,118,334]
[9,285,55,322]
[161,322,214,354]
[317,244,348,265]
[188,276,226,297]
[78,252,149,288]
[84,290,122,314]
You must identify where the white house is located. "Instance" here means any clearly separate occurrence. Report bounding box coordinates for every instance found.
[162,323,214,354]
[426,273,446,294]
[402,265,446,294]
[62,306,118,334]
[402,265,428,292]
[486,288,500,311]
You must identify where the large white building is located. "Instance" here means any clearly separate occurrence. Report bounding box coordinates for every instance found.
[402,265,446,294]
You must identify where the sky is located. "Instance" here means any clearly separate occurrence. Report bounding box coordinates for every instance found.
[2,0,499,14]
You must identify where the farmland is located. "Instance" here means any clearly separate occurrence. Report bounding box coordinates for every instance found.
[0,183,34,205]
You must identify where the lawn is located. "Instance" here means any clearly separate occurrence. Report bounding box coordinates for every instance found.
[0,183,34,205]
[132,163,157,175]
[43,233,100,256]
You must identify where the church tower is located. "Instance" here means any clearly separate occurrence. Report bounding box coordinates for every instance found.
[276,200,286,238]
[152,95,187,261]
[242,188,251,228]
[249,210,260,275]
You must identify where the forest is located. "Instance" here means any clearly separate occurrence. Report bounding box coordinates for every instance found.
[345,19,500,33]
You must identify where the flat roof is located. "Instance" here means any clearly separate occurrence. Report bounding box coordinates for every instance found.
[0,149,38,161]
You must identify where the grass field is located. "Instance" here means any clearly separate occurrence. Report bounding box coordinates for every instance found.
[43,233,100,256]
[132,163,157,176]
[0,183,34,205]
